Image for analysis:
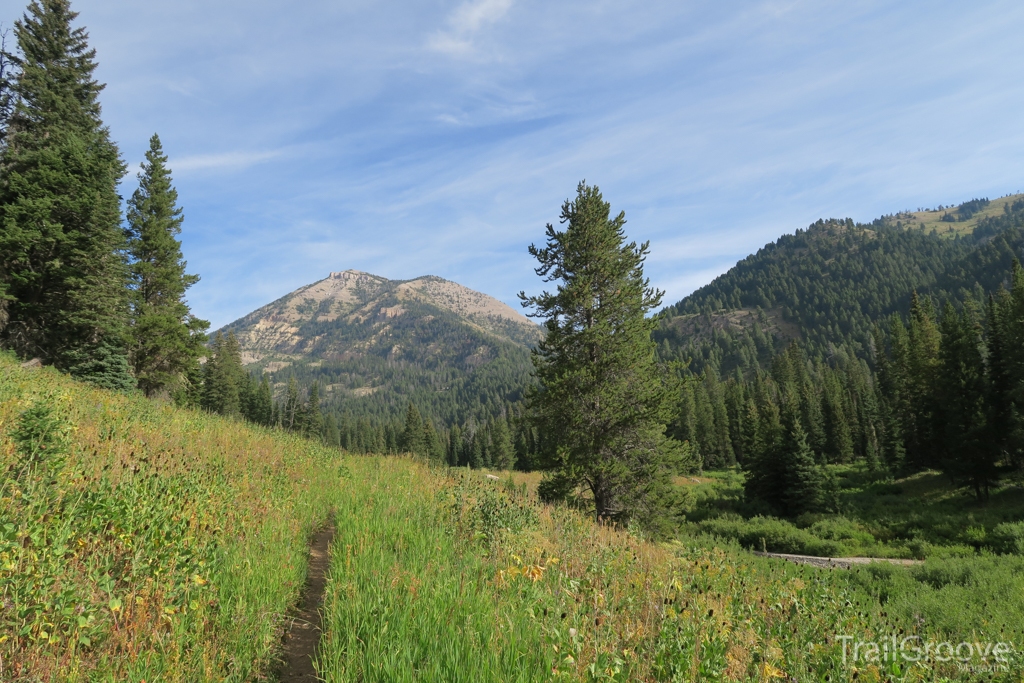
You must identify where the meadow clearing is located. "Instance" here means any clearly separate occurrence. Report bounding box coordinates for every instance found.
[2,353,1022,681]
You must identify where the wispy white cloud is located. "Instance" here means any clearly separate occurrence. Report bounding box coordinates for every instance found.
[427,0,514,57]
[170,149,282,173]
[60,0,1024,328]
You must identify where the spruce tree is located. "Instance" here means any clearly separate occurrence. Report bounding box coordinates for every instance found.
[779,408,826,517]
[0,0,132,389]
[742,392,784,512]
[125,133,208,396]
[283,376,299,430]
[520,182,693,527]
[325,413,340,448]
[449,423,463,466]
[905,292,940,470]
[936,302,998,501]
[201,331,243,416]
[304,381,323,439]
[422,418,443,461]
[400,403,424,455]
[489,416,516,470]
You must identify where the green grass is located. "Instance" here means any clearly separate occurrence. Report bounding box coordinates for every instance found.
[318,461,553,681]
[679,464,1024,559]
[0,353,347,680]
[4,354,1024,681]
[892,193,1024,237]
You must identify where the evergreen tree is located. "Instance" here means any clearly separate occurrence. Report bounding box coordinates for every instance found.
[400,403,425,455]
[779,408,826,517]
[0,0,132,389]
[202,331,242,416]
[324,413,340,448]
[490,415,516,470]
[936,302,998,501]
[469,429,484,468]
[448,423,463,466]
[905,292,940,469]
[283,376,299,430]
[520,182,694,527]
[821,370,854,463]
[422,418,444,461]
[742,392,783,512]
[255,375,273,425]
[125,133,208,396]
[304,381,323,439]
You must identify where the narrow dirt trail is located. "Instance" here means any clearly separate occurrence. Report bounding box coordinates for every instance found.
[279,521,336,682]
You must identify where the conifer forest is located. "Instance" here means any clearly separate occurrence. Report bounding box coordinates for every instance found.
[2,1,1024,681]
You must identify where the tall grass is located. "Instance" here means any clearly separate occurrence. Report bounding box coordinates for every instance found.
[0,354,346,680]
[318,461,552,682]
[4,354,1023,682]
[318,461,1024,681]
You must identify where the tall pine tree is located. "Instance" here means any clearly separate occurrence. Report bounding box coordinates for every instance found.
[520,182,694,529]
[0,0,132,389]
[125,133,208,397]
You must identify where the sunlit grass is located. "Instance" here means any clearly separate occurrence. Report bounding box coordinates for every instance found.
[4,353,1022,682]
[0,353,346,680]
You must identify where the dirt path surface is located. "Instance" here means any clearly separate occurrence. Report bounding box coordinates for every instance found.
[753,551,922,569]
[279,521,335,682]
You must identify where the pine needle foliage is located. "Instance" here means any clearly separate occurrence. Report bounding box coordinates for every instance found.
[0,0,131,389]
[519,181,694,531]
[125,133,208,397]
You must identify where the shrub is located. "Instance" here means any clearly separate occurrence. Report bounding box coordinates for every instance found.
[989,521,1024,554]
[696,515,844,556]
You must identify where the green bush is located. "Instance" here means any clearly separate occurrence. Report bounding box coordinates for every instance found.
[989,521,1024,554]
[695,515,844,556]
[806,516,875,545]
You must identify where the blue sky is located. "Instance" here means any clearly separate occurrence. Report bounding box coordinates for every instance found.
[4,0,1024,329]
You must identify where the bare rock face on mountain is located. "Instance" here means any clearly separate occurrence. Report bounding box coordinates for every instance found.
[223,270,541,365]
[217,271,542,425]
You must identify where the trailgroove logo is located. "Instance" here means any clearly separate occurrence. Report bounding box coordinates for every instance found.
[838,635,1015,672]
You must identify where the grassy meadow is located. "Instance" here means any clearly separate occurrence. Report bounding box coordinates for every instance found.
[677,465,1024,560]
[3,354,1023,681]
[0,353,346,680]
[905,193,1024,236]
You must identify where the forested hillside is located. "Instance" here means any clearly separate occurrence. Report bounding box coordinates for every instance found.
[657,195,1024,502]
[656,194,1024,376]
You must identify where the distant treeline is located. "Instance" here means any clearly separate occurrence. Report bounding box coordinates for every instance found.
[197,329,543,468]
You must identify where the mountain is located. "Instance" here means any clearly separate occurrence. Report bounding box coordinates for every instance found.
[655,193,1024,376]
[219,270,542,427]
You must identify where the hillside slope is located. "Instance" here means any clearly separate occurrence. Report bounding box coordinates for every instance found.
[656,194,1024,375]
[4,355,1018,682]
[220,270,542,427]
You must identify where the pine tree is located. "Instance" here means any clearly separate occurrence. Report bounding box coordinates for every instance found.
[470,432,484,469]
[448,423,463,466]
[400,403,424,455]
[255,375,273,425]
[821,370,854,463]
[200,331,246,416]
[125,133,208,396]
[422,418,443,461]
[779,408,826,517]
[283,376,299,430]
[304,381,323,439]
[490,416,516,470]
[520,182,694,527]
[324,413,340,448]
[0,0,132,389]
[743,392,784,512]
[936,302,998,501]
